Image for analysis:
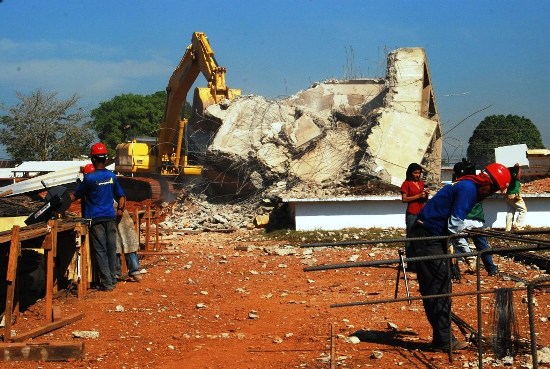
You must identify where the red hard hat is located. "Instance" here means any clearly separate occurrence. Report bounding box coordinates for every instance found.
[484,163,511,192]
[90,142,108,156]
[83,163,95,174]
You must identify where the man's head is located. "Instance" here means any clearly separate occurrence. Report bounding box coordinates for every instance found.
[83,163,95,175]
[459,162,510,202]
[90,142,108,168]
[452,158,476,181]
[484,163,511,192]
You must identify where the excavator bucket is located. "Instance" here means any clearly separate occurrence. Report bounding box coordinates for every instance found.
[192,87,241,133]
[193,87,242,115]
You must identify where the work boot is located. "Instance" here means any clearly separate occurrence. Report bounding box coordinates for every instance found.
[129,274,142,282]
[431,339,469,352]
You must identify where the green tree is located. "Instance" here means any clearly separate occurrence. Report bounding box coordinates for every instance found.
[87,91,192,155]
[466,114,544,166]
[0,90,94,161]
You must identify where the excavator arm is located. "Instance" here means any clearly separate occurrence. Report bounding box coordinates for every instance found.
[156,32,241,174]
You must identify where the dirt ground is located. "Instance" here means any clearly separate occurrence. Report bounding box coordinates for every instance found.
[4,224,550,369]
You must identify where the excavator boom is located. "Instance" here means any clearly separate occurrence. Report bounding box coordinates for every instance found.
[115,32,240,201]
[156,31,241,173]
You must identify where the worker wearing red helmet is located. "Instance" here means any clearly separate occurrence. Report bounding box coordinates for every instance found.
[74,143,126,292]
[409,162,510,352]
[83,163,95,175]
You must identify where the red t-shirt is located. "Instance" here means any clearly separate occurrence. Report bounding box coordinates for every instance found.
[400,180,426,215]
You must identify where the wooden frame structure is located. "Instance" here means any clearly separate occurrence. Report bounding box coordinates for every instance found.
[0,206,159,361]
[0,219,90,360]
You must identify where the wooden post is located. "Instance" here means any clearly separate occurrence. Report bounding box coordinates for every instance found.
[44,220,58,322]
[83,222,92,293]
[155,210,160,251]
[3,226,20,342]
[145,206,151,251]
[76,223,88,298]
[134,208,140,247]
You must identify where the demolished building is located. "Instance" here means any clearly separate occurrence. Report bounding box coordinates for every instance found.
[191,47,442,198]
[162,47,443,230]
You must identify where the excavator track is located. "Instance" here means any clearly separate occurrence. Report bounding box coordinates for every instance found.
[117,176,181,203]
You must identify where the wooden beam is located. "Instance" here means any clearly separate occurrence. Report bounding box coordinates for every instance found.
[134,208,140,239]
[80,224,91,295]
[9,313,84,343]
[44,220,58,321]
[155,214,160,251]
[3,226,20,342]
[0,341,84,361]
[145,206,151,251]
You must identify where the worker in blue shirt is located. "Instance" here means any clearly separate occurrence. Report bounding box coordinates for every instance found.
[410,163,510,352]
[73,143,126,291]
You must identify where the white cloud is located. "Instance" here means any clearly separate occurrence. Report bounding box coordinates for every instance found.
[0,37,176,111]
[0,57,172,110]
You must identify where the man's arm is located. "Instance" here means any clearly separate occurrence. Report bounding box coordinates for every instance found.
[116,196,126,217]
[515,163,522,181]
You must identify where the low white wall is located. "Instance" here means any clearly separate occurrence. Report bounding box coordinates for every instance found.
[284,194,550,231]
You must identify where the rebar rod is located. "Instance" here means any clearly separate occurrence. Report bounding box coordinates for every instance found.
[329,286,529,308]
[301,233,467,248]
[305,231,550,368]
[304,242,550,272]
[301,229,550,249]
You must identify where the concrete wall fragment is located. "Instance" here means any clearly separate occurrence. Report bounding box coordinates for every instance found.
[366,109,439,186]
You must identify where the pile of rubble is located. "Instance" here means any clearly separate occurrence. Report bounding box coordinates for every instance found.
[196,48,442,198]
[163,48,443,231]
[522,177,550,193]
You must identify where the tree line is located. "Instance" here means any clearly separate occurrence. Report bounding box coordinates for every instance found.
[0,89,544,166]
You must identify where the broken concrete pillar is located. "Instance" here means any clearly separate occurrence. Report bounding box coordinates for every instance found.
[192,47,442,197]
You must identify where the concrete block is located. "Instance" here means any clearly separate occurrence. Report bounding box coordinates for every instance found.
[367,109,438,186]
[285,114,322,148]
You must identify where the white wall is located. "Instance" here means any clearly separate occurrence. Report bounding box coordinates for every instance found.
[287,194,550,231]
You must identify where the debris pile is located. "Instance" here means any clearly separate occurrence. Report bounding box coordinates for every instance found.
[163,48,444,230]
[196,48,442,199]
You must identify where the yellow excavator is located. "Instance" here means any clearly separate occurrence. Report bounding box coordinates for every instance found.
[115,32,241,200]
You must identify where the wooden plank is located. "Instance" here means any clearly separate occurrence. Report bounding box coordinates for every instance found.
[44,220,58,321]
[80,224,90,296]
[0,219,91,245]
[5,226,20,283]
[0,341,84,361]
[9,313,85,343]
[3,226,20,342]
[134,208,140,239]
[155,214,160,251]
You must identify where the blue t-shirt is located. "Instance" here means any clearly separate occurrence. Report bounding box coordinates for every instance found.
[74,169,125,220]
[417,180,478,236]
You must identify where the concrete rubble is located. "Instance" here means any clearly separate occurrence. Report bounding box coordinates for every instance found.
[164,47,443,230]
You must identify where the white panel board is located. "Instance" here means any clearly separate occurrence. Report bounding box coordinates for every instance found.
[495,144,529,167]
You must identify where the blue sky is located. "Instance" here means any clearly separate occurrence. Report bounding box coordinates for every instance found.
[1,0,548,162]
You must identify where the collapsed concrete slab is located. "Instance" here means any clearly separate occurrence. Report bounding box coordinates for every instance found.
[190,47,442,198]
